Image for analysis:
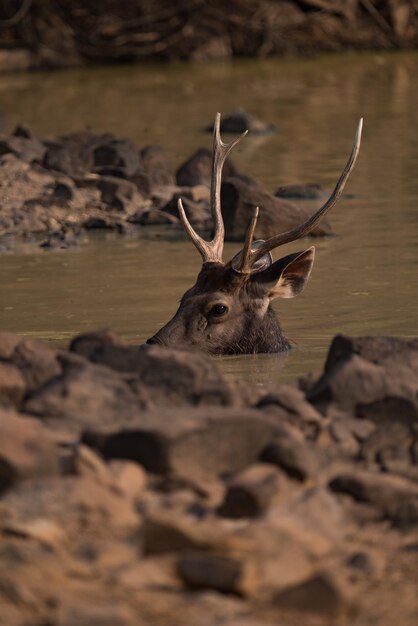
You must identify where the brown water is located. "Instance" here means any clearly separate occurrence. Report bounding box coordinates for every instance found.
[1,52,418,384]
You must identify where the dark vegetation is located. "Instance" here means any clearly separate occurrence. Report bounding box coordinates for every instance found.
[0,1,417,71]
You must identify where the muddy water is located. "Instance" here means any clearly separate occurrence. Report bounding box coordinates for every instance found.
[1,52,418,383]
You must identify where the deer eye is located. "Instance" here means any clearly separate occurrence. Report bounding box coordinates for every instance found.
[209,303,229,317]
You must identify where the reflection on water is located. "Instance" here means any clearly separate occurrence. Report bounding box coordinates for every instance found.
[0,52,418,384]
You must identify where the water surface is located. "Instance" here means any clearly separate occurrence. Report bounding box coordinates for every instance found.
[0,52,417,384]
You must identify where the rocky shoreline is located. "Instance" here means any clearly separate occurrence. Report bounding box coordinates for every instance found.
[0,117,333,250]
[1,329,418,625]
[0,1,417,71]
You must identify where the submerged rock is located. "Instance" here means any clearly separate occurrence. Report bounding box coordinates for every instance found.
[204,110,277,135]
[275,183,328,200]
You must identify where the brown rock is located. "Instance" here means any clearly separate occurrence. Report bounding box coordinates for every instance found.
[221,176,333,242]
[131,208,179,225]
[204,110,277,135]
[162,192,210,227]
[360,419,413,466]
[24,355,146,428]
[139,144,175,189]
[177,521,314,599]
[2,474,139,534]
[257,384,322,425]
[83,407,282,482]
[1,518,64,548]
[176,148,251,188]
[273,571,351,616]
[307,335,418,416]
[143,509,226,555]
[108,460,147,498]
[70,334,237,407]
[177,553,242,593]
[0,363,26,408]
[329,468,418,526]
[57,603,142,626]
[0,333,62,391]
[268,487,346,558]
[275,183,327,199]
[260,428,320,481]
[0,408,60,494]
[328,419,360,456]
[218,463,281,518]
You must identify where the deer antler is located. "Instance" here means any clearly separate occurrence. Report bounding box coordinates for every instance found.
[178,112,247,264]
[234,118,363,274]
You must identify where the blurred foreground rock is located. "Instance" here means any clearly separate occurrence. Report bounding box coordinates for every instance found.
[0,123,334,248]
[1,330,418,625]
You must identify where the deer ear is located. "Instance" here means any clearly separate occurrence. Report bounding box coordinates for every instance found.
[251,247,315,299]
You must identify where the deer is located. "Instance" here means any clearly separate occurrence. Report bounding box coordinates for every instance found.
[147,113,363,355]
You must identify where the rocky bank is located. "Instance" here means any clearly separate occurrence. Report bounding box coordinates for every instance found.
[1,329,418,625]
[0,120,332,249]
[0,1,417,71]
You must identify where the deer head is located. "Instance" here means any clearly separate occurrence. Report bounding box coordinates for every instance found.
[147,113,362,354]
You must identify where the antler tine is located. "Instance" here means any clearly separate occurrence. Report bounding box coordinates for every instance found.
[177,112,248,264]
[235,206,259,273]
[245,118,363,269]
[209,112,248,263]
[177,198,214,262]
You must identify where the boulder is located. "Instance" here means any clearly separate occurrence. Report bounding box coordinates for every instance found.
[92,137,140,178]
[307,335,418,416]
[162,192,209,228]
[0,135,46,164]
[218,463,282,518]
[142,509,227,555]
[275,183,327,199]
[130,208,179,225]
[329,468,418,526]
[70,333,238,407]
[177,521,314,599]
[1,474,139,534]
[82,407,283,483]
[0,362,26,408]
[176,148,255,188]
[273,571,351,616]
[260,429,321,481]
[24,354,147,429]
[0,332,62,392]
[204,110,277,135]
[221,176,333,242]
[139,144,175,189]
[267,487,346,558]
[0,408,60,493]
